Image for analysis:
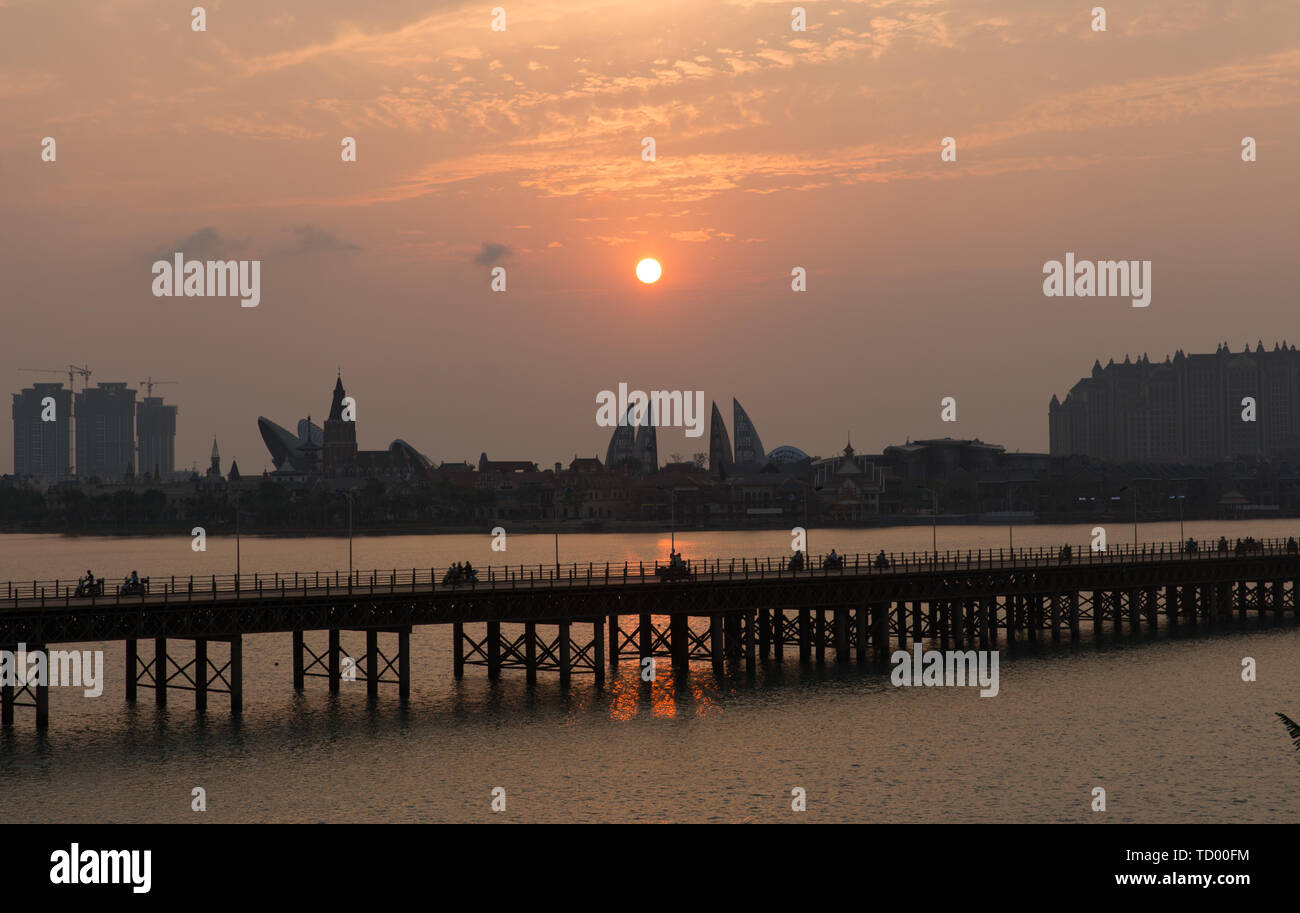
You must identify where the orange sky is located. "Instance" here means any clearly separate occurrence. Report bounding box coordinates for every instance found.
[2,0,1298,473]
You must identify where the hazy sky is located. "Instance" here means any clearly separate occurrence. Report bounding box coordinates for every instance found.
[3,0,1297,475]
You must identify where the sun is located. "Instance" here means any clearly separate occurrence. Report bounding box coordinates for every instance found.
[635,258,662,284]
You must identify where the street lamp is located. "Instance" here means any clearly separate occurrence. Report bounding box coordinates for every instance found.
[656,485,677,554]
[1169,494,1186,544]
[923,488,939,556]
[1115,485,1138,552]
[669,487,676,553]
[334,489,354,580]
[555,486,571,571]
[1131,487,1138,550]
[803,483,824,559]
[234,488,241,592]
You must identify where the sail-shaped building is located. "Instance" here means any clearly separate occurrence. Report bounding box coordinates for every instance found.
[708,401,734,477]
[732,398,766,467]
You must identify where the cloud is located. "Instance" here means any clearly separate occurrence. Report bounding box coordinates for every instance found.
[472,242,512,266]
[283,225,360,255]
[150,226,248,261]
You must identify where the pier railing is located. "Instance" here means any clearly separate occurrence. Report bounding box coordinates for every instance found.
[4,535,1296,608]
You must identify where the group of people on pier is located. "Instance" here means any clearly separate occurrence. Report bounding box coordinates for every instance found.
[442,562,478,585]
[73,569,148,597]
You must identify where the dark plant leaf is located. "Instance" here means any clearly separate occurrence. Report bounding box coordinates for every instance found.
[1276,713,1300,750]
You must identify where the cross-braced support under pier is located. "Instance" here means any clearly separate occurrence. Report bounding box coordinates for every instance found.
[292,628,411,702]
[125,636,242,714]
[454,620,605,687]
[1,642,50,730]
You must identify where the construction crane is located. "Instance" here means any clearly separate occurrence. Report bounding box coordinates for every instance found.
[139,377,178,398]
[17,364,92,477]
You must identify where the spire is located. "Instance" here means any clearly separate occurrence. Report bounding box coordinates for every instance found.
[328,374,347,421]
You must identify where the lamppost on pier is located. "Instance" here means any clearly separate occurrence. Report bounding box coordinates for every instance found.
[555,486,571,571]
[656,485,678,553]
[1170,493,1186,544]
[334,489,354,580]
[234,488,241,592]
[803,483,823,559]
[923,488,939,557]
[1115,485,1138,552]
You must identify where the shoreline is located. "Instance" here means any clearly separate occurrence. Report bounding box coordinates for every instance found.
[0,514,1291,538]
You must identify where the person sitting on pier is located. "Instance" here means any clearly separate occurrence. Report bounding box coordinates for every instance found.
[1218,536,1229,553]
[788,550,805,571]
[463,561,477,582]
[874,549,890,569]
[1058,544,1072,562]
[1288,537,1298,554]
[1184,537,1198,554]
[824,549,843,569]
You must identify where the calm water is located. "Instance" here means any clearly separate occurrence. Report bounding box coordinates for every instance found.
[2,521,1299,823]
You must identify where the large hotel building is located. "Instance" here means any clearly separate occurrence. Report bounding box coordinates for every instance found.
[1050,342,1300,463]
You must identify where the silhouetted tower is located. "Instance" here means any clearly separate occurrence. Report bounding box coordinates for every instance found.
[323,372,358,475]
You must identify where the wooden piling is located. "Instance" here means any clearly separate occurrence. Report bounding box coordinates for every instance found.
[453,622,465,679]
[329,628,341,692]
[195,638,208,712]
[366,629,379,697]
[34,646,48,730]
[154,637,167,706]
[558,620,572,686]
[815,610,826,664]
[0,653,12,726]
[834,608,849,663]
[487,621,501,681]
[873,602,889,664]
[717,613,728,671]
[798,608,811,663]
[745,610,757,673]
[292,631,304,690]
[229,636,243,714]
[125,639,137,701]
[398,629,410,703]
[525,622,537,683]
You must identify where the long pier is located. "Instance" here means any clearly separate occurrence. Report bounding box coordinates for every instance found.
[3,537,1298,728]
